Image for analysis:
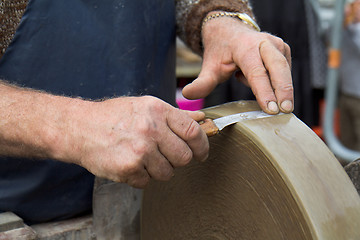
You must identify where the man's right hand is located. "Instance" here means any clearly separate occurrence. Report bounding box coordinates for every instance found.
[0,82,208,188]
[63,96,209,188]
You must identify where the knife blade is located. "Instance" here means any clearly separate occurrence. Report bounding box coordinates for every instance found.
[200,110,284,137]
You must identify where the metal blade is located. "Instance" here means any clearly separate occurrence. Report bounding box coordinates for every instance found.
[212,110,284,131]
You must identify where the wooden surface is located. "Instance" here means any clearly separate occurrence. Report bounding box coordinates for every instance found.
[141,101,360,240]
[200,119,219,137]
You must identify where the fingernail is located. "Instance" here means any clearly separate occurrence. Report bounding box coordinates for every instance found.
[267,101,279,113]
[280,100,293,112]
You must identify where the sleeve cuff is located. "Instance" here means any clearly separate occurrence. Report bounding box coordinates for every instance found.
[176,0,256,55]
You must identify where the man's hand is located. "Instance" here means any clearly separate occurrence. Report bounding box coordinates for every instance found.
[0,82,208,189]
[182,13,293,114]
[66,96,209,188]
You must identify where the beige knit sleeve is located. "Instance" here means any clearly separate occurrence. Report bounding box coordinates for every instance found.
[176,0,256,55]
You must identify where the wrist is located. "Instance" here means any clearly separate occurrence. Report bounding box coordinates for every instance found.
[181,0,255,55]
[45,96,91,165]
[202,11,260,32]
[201,11,258,50]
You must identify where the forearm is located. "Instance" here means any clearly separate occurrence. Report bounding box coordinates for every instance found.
[0,81,84,162]
[0,80,210,186]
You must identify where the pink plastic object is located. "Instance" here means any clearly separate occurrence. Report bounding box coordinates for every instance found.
[176,89,204,111]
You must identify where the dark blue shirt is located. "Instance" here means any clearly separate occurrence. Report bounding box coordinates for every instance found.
[0,0,176,224]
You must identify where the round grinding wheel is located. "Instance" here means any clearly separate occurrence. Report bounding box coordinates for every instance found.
[141,101,360,240]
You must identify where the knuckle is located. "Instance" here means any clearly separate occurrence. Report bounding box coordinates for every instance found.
[271,56,290,70]
[261,36,288,54]
[132,140,151,157]
[122,159,143,176]
[277,83,294,93]
[184,120,202,140]
[137,119,156,135]
[258,32,270,40]
[129,175,150,189]
[148,158,174,181]
[176,150,193,167]
[120,155,145,178]
[156,167,174,181]
[142,96,168,116]
[271,36,285,47]
[146,96,167,113]
[143,95,159,104]
[247,66,268,81]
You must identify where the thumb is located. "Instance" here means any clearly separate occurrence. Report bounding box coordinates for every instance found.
[182,110,206,122]
[182,55,235,100]
[182,70,218,100]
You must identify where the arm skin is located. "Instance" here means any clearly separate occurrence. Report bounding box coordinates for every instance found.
[0,81,208,188]
[0,9,293,189]
[0,18,293,188]
[182,11,294,114]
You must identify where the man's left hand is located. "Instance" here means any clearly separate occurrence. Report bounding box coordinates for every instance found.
[182,12,293,114]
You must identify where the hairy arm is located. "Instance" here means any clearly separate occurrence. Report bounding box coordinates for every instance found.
[0,81,81,160]
[0,81,208,188]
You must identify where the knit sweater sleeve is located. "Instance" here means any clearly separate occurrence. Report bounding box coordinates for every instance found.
[0,0,29,59]
[176,0,256,55]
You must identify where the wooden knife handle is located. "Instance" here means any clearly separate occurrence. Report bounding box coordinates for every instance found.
[200,119,219,137]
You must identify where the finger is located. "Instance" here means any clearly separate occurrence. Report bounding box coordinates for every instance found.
[182,56,235,100]
[259,41,294,113]
[126,168,151,189]
[268,36,291,69]
[182,71,218,100]
[125,137,174,182]
[157,128,193,168]
[166,109,209,162]
[182,110,206,122]
[234,46,279,114]
[284,42,292,69]
[269,37,292,69]
[144,147,174,181]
